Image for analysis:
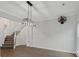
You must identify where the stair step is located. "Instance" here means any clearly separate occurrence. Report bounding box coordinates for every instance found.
[5,39,13,40]
[2,44,14,45]
[5,39,13,41]
[4,42,14,44]
[6,35,13,37]
[4,42,14,43]
[4,43,14,44]
[4,41,14,43]
[2,46,13,48]
[2,45,13,47]
[4,41,13,43]
[2,44,14,47]
[5,40,14,42]
[1,47,13,49]
[5,37,13,39]
[4,40,14,42]
[5,41,14,42]
[5,36,13,38]
[5,39,14,41]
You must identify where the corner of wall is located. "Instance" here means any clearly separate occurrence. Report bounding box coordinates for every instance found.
[76,51,79,57]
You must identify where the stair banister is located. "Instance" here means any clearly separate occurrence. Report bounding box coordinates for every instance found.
[13,24,26,49]
[14,31,17,50]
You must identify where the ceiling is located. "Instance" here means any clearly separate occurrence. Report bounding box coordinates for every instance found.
[0,1,79,23]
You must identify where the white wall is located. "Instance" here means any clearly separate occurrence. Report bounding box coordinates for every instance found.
[76,23,79,56]
[76,13,79,56]
[32,12,77,53]
[0,17,10,46]
[16,26,27,46]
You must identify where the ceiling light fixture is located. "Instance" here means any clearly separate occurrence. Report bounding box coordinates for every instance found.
[58,16,67,24]
[27,1,33,6]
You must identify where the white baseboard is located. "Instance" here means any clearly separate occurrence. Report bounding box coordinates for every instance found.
[31,45,75,54]
[16,44,26,47]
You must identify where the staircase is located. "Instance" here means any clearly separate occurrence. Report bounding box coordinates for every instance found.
[1,23,26,49]
[1,33,14,49]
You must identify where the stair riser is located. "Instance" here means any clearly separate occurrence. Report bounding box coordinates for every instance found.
[2,46,14,48]
[4,42,13,43]
[4,41,13,43]
[5,41,14,42]
[5,40,14,41]
[4,41,14,43]
[5,38,13,39]
[5,37,13,39]
[5,39,13,40]
[4,42,14,43]
[5,40,14,42]
[1,47,13,49]
[2,44,14,47]
[2,44,14,45]
[4,43,14,44]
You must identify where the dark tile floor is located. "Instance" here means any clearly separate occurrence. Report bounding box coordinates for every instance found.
[0,45,76,57]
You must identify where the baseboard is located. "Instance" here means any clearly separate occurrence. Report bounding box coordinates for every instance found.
[76,51,79,57]
[16,44,26,46]
[31,45,75,54]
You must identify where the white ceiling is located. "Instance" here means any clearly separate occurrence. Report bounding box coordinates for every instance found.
[0,1,79,23]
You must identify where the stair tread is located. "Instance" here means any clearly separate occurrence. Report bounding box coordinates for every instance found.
[2,44,14,45]
[4,41,14,42]
[5,39,13,40]
[4,43,14,44]
[4,42,13,44]
[2,46,13,48]
[2,45,13,47]
[2,44,14,46]
[5,40,14,41]
[3,44,14,45]
[2,45,14,47]
[5,40,13,41]
[4,41,14,43]
[4,42,14,43]
[1,46,13,49]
